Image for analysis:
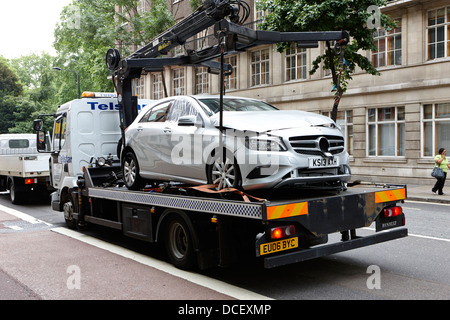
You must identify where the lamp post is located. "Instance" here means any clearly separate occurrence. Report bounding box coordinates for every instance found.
[52,67,81,99]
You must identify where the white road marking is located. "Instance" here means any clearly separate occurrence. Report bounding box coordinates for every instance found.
[8,225,23,230]
[0,204,53,226]
[52,227,272,300]
[363,227,450,243]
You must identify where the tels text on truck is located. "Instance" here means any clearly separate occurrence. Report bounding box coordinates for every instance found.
[33,0,407,270]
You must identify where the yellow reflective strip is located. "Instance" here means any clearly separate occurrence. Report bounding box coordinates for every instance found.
[267,202,308,220]
[267,205,286,219]
[375,189,406,203]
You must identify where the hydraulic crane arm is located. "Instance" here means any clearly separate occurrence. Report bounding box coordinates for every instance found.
[106,0,349,142]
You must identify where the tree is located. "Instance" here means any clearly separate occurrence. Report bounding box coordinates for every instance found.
[54,0,117,100]
[53,0,175,101]
[9,53,58,104]
[0,60,22,98]
[115,0,175,54]
[259,0,396,121]
[0,60,26,133]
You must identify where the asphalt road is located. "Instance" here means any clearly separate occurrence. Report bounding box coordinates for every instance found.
[0,192,449,301]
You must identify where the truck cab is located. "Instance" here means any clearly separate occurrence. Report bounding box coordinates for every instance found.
[34,92,153,223]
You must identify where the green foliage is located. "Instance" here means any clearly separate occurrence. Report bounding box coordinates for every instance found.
[54,0,175,100]
[0,60,23,98]
[0,1,175,133]
[115,0,175,55]
[189,0,203,10]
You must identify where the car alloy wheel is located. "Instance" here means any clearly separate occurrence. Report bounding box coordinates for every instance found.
[122,151,145,190]
[208,151,241,190]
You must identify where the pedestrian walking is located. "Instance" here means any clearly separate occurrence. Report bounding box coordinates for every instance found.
[432,148,450,195]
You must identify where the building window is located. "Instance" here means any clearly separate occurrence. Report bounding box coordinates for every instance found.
[251,48,270,87]
[422,103,450,157]
[254,0,268,30]
[322,110,353,155]
[427,7,450,60]
[195,31,209,50]
[367,107,405,157]
[135,77,145,99]
[224,55,238,90]
[372,19,402,67]
[152,73,164,100]
[173,45,184,57]
[285,44,307,81]
[195,67,209,94]
[172,68,185,96]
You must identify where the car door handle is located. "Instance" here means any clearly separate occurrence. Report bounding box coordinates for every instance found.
[136,127,143,132]
[163,127,171,134]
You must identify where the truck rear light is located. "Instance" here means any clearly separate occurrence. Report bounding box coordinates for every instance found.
[25,178,38,185]
[270,225,296,240]
[383,206,403,218]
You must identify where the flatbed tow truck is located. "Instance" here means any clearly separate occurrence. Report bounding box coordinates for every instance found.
[81,165,407,269]
[33,0,407,270]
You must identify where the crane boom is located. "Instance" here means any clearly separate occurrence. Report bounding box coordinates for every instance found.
[106,0,349,142]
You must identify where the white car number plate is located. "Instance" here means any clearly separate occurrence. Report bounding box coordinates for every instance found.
[308,157,339,168]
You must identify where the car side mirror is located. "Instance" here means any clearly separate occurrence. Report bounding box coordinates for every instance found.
[178,115,202,127]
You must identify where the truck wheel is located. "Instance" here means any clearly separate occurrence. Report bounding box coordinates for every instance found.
[164,215,196,270]
[63,196,77,229]
[122,151,146,190]
[9,182,23,205]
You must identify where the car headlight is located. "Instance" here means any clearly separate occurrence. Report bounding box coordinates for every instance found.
[246,136,286,151]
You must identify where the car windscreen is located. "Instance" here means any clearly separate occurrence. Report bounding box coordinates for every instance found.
[198,98,279,116]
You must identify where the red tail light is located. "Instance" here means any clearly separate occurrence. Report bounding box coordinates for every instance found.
[383,206,403,217]
[270,225,296,240]
[25,178,38,185]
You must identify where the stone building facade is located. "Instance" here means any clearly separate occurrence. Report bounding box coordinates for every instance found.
[126,0,450,185]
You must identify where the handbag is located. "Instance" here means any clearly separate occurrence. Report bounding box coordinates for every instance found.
[431,166,445,179]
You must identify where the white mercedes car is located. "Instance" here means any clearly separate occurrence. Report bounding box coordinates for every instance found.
[121,95,351,191]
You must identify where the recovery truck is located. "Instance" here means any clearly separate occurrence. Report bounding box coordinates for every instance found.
[0,134,53,204]
[33,0,407,269]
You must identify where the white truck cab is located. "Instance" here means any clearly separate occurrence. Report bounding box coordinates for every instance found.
[34,92,153,215]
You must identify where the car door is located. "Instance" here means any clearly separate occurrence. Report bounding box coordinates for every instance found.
[161,97,206,181]
[130,101,172,176]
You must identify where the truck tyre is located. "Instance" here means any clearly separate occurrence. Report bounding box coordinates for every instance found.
[9,181,23,205]
[63,194,77,229]
[122,151,146,190]
[164,215,196,270]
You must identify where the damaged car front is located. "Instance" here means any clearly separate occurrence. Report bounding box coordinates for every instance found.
[203,102,351,191]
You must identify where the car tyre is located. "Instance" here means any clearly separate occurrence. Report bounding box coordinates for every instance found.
[207,150,241,190]
[122,151,146,190]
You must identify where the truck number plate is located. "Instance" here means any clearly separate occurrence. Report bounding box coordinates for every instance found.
[308,157,338,168]
[260,237,298,255]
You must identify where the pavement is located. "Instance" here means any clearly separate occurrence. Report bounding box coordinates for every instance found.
[391,183,450,204]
